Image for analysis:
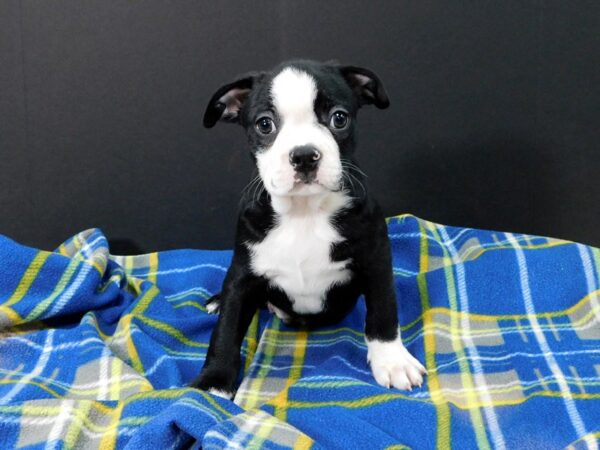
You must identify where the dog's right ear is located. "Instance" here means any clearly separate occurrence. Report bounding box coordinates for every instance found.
[203,72,263,128]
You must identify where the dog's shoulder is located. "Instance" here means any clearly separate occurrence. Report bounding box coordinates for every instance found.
[332,190,384,234]
[331,192,388,265]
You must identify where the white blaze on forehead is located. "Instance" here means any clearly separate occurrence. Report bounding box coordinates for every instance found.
[270,68,318,123]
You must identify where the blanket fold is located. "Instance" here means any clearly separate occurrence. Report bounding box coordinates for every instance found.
[0,215,599,449]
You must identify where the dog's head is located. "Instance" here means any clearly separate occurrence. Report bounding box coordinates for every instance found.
[203,60,389,199]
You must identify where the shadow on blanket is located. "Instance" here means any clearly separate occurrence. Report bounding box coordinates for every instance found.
[0,215,599,449]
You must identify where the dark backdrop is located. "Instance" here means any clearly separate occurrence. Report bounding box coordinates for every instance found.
[1,1,599,252]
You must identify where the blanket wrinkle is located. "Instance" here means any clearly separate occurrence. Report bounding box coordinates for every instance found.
[0,214,599,449]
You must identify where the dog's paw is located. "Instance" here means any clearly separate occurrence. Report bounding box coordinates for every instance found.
[207,388,234,400]
[367,337,427,390]
[190,369,235,400]
[205,293,221,314]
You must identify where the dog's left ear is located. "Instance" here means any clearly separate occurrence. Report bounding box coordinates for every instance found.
[203,72,263,128]
[339,66,390,109]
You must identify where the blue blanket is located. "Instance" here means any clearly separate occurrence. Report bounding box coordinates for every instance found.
[0,215,599,449]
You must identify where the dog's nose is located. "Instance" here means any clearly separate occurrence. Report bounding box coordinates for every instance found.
[289,146,321,173]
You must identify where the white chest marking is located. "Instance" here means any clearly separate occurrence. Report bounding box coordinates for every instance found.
[249,192,352,314]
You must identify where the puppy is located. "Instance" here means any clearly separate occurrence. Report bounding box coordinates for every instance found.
[192,60,426,399]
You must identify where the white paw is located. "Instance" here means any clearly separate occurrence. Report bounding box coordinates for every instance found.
[208,388,234,399]
[205,295,221,314]
[367,337,427,390]
[206,301,220,314]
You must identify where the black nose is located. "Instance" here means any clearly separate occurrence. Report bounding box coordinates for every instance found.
[289,146,321,173]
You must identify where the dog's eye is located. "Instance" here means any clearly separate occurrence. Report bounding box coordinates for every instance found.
[256,117,276,135]
[329,111,349,129]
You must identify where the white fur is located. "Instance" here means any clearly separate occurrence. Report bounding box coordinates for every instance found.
[206,301,219,314]
[366,336,427,390]
[208,388,233,399]
[248,191,351,314]
[256,68,343,197]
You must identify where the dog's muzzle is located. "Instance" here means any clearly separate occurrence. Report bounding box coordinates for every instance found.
[289,145,321,184]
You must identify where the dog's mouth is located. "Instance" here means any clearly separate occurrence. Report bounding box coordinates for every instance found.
[291,180,324,192]
[293,172,317,185]
[265,170,343,197]
[268,178,330,197]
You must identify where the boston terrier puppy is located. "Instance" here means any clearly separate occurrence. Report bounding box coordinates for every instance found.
[192,60,426,399]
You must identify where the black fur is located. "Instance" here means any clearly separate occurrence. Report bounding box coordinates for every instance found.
[191,60,398,396]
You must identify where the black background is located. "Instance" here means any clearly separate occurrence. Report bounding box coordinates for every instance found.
[1,1,599,252]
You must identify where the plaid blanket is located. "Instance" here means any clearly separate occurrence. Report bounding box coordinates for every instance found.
[0,214,599,449]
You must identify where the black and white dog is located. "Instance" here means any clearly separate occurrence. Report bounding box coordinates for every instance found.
[192,60,426,399]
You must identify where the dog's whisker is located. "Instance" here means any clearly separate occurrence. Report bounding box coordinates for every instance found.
[242,175,258,190]
[241,175,261,197]
[342,172,359,200]
[240,177,261,205]
[341,161,368,199]
[346,171,367,198]
[250,179,260,203]
[341,160,369,179]
[250,177,264,200]
[341,171,351,190]
[345,163,368,179]
[252,178,266,204]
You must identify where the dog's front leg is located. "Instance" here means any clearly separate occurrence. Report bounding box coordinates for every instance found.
[191,261,262,399]
[362,224,427,390]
